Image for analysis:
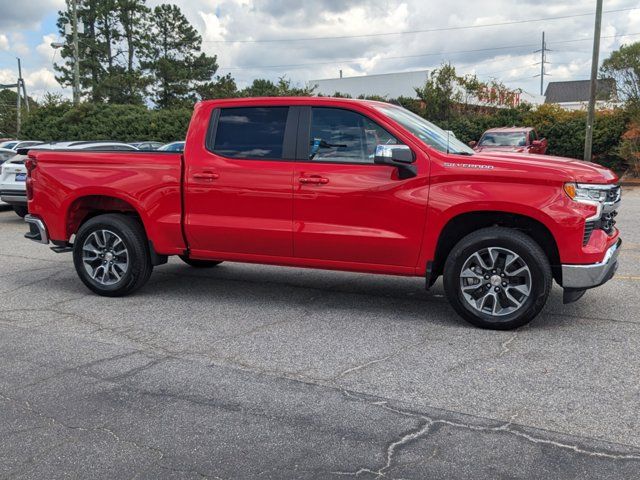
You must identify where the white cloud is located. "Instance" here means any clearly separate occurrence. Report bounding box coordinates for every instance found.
[157,0,640,95]
[36,34,58,62]
[2,0,639,99]
[0,34,9,51]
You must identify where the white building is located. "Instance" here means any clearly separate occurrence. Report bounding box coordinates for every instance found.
[308,70,430,99]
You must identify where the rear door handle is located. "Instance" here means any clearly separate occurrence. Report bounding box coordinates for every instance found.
[193,172,219,181]
[299,176,329,185]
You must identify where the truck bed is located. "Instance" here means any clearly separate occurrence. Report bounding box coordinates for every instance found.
[28,150,186,255]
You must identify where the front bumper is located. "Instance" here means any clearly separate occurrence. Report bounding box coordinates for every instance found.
[561,239,621,289]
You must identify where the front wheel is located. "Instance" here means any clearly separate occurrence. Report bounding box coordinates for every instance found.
[443,227,552,330]
[73,214,153,297]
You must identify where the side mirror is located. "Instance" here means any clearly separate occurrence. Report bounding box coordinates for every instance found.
[531,140,542,147]
[374,145,417,179]
[468,140,477,148]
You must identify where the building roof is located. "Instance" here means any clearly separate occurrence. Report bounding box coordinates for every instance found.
[544,79,616,104]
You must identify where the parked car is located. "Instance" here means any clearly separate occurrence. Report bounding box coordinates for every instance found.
[158,141,185,152]
[23,97,620,330]
[1,142,139,218]
[470,127,548,154]
[0,148,16,208]
[129,141,164,150]
[0,140,44,151]
[0,147,16,163]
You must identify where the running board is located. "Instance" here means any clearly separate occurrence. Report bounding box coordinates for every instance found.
[50,245,73,253]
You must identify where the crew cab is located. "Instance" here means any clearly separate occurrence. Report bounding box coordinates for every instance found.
[23,97,621,329]
[471,127,548,154]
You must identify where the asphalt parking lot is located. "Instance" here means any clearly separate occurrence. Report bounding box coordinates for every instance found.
[1,188,639,479]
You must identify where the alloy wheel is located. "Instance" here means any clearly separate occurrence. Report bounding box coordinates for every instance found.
[81,229,129,286]
[459,247,532,317]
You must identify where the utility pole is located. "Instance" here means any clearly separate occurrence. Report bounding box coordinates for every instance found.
[70,0,81,105]
[534,32,550,95]
[17,57,28,113]
[584,0,603,162]
[16,76,21,138]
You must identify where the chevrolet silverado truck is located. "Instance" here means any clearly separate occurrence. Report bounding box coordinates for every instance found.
[23,97,621,329]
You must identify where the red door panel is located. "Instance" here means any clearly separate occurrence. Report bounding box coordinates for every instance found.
[293,162,429,267]
[185,156,293,257]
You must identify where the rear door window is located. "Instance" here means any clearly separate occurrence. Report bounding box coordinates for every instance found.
[212,107,289,159]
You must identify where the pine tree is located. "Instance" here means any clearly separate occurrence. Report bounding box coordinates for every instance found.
[54,0,150,104]
[144,4,218,108]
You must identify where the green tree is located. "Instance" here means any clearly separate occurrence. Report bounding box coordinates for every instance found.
[242,78,279,97]
[144,3,218,108]
[241,76,314,97]
[601,42,640,105]
[54,0,153,104]
[196,73,238,99]
[0,89,38,137]
[415,64,463,121]
[115,0,151,103]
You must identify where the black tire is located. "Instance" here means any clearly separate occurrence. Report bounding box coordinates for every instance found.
[73,214,153,297]
[179,255,223,268]
[443,227,552,330]
[13,205,28,218]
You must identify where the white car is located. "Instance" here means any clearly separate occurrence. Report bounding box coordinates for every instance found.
[0,148,17,208]
[158,141,185,152]
[0,140,44,151]
[0,142,139,217]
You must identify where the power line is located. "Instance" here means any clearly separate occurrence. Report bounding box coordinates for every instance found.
[203,7,638,44]
[218,31,640,71]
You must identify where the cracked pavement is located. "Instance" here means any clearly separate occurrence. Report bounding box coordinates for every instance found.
[1,187,639,479]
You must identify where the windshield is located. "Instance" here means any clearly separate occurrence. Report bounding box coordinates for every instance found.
[373,105,474,155]
[479,131,527,147]
[0,141,18,150]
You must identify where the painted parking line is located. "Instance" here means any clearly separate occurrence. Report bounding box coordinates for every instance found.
[614,274,640,281]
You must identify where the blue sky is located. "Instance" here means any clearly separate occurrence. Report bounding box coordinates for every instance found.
[0,0,639,101]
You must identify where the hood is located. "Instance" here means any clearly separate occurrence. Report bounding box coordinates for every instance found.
[469,151,618,184]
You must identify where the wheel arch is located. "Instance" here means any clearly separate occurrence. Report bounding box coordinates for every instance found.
[65,194,145,240]
[430,210,562,285]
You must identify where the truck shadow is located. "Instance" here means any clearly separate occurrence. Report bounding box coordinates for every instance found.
[126,261,573,330]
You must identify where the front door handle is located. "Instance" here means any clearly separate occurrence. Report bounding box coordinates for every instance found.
[193,172,220,181]
[299,176,329,185]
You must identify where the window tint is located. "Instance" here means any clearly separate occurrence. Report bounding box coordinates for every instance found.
[529,130,537,142]
[213,107,288,159]
[309,108,397,163]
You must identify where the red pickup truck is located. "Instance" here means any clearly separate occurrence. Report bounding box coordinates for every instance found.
[23,97,621,330]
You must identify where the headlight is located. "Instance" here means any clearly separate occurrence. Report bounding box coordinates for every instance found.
[564,182,621,223]
[564,183,611,203]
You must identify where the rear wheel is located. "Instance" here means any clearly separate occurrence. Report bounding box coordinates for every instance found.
[73,214,153,296]
[443,227,552,330]
[179,255,223,268]
[13,205,28,218]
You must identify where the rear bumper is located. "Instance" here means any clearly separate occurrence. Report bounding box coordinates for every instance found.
[0,189,27,205]
[561,239,621,289]
[24,214,49,244]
